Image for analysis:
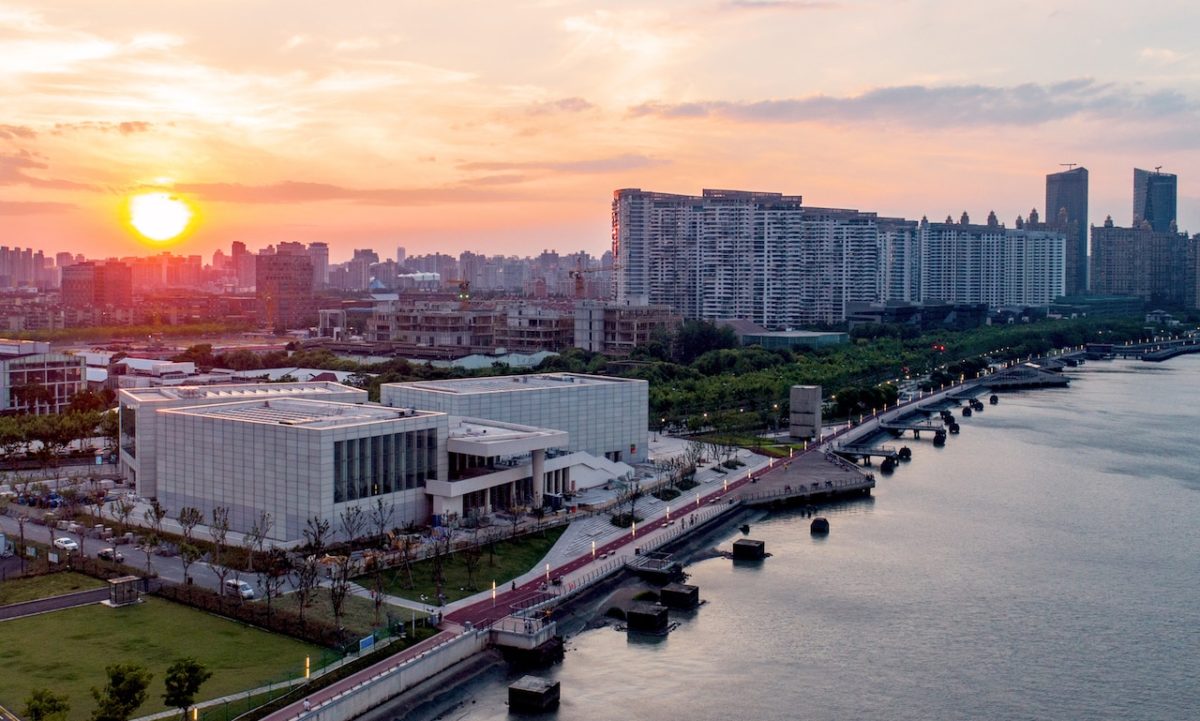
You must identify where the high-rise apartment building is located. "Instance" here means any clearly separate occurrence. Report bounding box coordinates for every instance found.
[256,247,315,329]
[877,217,921,302]
[308,242,330,288]
[61,261,133,309]
[919,212,1065,308]
[613,188,880,326]
[1091,216,1193,307]
[231,241,256,289]
[1133,168,1178,233]
[1045,166,1089,295]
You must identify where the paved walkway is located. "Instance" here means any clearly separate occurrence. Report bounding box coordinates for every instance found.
[257,629,458,721]
[0,587,110,622]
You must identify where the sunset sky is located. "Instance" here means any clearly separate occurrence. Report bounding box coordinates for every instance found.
[2,0,1198,262]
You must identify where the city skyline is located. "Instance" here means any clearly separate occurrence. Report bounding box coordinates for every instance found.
[2,1,1199,260]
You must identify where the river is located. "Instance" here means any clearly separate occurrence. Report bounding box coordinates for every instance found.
[395,357,1200,721]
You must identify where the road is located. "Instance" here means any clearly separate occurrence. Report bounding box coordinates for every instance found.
[0,510,263,597]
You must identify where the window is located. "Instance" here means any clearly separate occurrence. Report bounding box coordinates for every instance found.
[335,426,438,502]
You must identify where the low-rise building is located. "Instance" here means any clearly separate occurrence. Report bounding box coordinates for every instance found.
[156,399,444,541]
[381,372,649,464]
[573,302,681,356]
[118,381,368,499]
[0,339,86,414]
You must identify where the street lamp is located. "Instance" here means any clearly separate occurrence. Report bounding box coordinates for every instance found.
[592,540,596,559]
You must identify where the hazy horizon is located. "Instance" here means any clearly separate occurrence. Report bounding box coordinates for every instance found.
[3,1,1198,261]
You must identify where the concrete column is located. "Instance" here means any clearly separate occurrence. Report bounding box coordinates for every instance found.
[531,449,545,508]
[485,486,492,513]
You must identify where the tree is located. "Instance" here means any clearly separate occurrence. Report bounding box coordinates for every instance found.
[208,507,232,597]
[17,512,29,573]
[368,499,394,547]
[339,506,365,545]
[259,547,292,622]
[162,658,212,720]
[143,501,168,577]
[393,525,416,590]
[293,517,328,622]
[89,663,152,721]
[178,543,202,591]
[328,554,353,633]
[176,507,202,544]
[611,480,643,528]
[461,528,483,592]
[111,496,137,537]
[429,528,453,605]
[243,511,272,574]
[507,505,523,539]
[23,688,70,721]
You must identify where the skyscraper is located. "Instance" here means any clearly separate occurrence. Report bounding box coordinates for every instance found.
[1045,166,1088,295]
[1133,167,1177,232]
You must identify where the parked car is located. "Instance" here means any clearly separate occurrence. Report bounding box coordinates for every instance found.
[97,547,124,563]
[224,579,256,600]
[53,537,79,552]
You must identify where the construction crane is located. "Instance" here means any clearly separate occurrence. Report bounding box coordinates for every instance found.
[568,267,603,299]
[441,279,472,309]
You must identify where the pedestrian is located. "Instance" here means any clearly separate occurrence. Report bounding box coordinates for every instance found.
[303,700,311,714]
[511,580,517,592]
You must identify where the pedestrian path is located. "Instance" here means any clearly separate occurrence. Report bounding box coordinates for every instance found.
[0,587,110,622]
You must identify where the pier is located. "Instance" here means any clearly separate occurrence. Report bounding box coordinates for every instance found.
[834,442,899,463]
[985,364,1069,389]
[879,416,945,437]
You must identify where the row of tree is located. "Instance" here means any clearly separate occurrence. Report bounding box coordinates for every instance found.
[24,659,210,721]
[0,409,117,466]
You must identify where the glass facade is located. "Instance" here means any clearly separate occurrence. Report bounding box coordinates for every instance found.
[119,403,137,458]
[333,428,437,502]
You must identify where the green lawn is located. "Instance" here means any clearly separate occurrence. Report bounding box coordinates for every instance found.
[275,589,426,640]
[0,597,322,721]
[0,573,106,606]
[373,527,564,604]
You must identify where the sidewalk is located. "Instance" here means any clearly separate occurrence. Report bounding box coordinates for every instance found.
[0,587,110,622]
[444,448,779,624]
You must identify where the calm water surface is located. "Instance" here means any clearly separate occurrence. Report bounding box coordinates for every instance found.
[408,358,1200,721]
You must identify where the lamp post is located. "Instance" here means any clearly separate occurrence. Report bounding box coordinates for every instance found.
[591,540,596,559]
[492,580,496,607]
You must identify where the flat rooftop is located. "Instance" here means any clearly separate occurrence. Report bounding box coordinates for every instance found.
[388,373,637,395]
[121,381,362,403]
[161,398,437,429]
[449,417,567,445]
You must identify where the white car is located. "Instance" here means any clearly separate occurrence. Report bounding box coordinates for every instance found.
[224,579,256,600]
[53,537,79,552]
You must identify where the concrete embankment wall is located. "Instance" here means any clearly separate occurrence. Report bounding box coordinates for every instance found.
[303,631,490,721]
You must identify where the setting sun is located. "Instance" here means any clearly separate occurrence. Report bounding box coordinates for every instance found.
[129,192,193,242]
